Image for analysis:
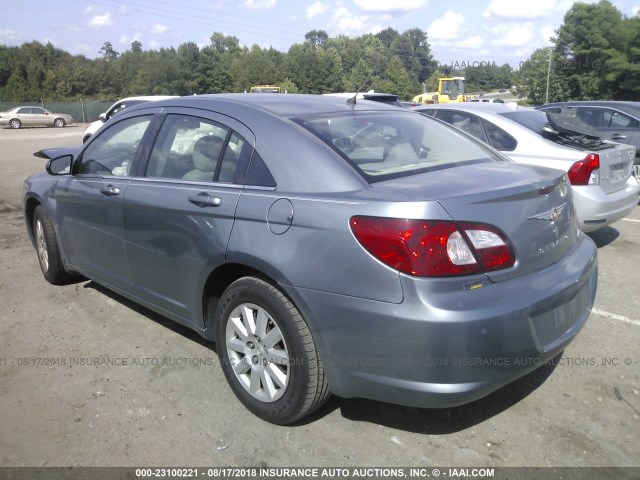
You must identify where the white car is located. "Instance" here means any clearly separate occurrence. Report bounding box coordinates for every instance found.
[415,103,640,232]
[83,96,176,143]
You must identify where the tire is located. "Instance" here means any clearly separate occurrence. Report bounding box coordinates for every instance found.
[216,277,330,424]
[9,118,21,129]
[33,205,71,285]
[54,118,65,128]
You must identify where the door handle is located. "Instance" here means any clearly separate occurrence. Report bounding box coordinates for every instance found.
[611,134,627,140]
[100,185,120,196]
[188,192,222,207]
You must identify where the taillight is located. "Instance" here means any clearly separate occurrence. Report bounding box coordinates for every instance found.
[568,153,599,186]
[350,216,515,277]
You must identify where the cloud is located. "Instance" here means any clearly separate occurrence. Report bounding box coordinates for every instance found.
[118,33,143,46]
[74,43,92,56]
[633,6,640,15]
[89,13,113,28]
[0,29,20,41]
[152,24,170,34]
[483,0,557,19]
[455,36,483,49]
[333,6,369,33]
[540,25,556,43]
[428,11,465,41]
[491,23,535,46]
[306,1,326,19]
[245,0,276,9]
[353,0,427,13]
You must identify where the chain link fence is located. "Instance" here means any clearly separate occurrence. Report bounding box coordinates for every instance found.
[0,100,116,124]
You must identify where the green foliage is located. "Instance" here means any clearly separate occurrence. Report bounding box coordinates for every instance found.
[514,48,568,104]
[519,0,640,102]
[465,63,513,91]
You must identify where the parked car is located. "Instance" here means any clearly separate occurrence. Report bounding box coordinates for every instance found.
[537,101,640,165]
[415,103,639,232]
[0,106,73,129]
[25,94,597,424]
[83,95,176,143]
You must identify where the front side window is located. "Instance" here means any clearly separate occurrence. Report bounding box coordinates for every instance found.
[295,111,504,182]
[77,115,152,176]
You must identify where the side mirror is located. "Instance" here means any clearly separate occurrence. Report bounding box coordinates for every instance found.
[99,112,107,122]
[46,155,73,175]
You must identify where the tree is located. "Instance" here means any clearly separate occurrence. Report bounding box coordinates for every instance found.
[554,0,627,99]
[304,30,328,47]
[514,47,568,104]
[99,41,119,61]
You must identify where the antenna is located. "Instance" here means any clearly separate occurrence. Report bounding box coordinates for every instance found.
[347,69,374,106]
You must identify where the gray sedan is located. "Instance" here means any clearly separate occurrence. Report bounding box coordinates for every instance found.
[24,94,597,424]
[537,101,640,165]
[415,103,639,232]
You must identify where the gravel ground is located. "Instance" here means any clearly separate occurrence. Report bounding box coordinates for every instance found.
[0,125,638,471]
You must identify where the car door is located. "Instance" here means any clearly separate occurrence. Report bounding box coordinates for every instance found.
[30,107,48,126]
[123,110,254,328]
[54,114,154,289]
[576,106,640,154]
[16,107,34,126]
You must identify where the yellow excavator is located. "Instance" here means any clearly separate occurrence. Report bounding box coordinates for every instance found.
[413,77,467,104]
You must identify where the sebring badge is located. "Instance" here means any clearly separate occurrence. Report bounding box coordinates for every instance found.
[527,202,566,224]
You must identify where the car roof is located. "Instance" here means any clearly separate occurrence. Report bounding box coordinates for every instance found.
[539,101,640,116]
[132,93,405,118]
[413,102,527,113]
[113,95,176,103]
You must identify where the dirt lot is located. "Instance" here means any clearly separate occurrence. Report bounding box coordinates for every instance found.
[0,125,638,470]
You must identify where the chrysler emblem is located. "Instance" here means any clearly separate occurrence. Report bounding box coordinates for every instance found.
[528,203,566,224]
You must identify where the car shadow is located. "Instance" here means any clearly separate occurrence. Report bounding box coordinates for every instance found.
[80,279,560,432]
[334,358,560,433]
[586,226,620,248]
[82,280,215,351]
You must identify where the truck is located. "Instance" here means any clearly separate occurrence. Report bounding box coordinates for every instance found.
[413,77,467,104]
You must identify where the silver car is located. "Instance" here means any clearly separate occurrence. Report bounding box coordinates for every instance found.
[416,103,639,232]
[24,94,597,424]
[0,106,73,129]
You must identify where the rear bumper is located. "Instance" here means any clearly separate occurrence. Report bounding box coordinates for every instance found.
[573,177,640,232]
[283,234,598,408]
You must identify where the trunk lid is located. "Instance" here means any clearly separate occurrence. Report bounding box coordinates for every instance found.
[597,142,636,194]
[373,161,578,282]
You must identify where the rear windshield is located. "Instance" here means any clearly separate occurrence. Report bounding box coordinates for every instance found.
[500,110,548,134]
[294,111,505,183]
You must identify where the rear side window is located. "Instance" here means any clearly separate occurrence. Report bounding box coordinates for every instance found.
[295,111,503,182]
[145,114,251,184]
[483,121,517,151]
[607,111,638,129]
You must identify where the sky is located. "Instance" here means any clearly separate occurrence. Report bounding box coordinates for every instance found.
[1,0,639,69]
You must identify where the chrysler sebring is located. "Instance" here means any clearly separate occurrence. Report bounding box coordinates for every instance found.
[24,94,597,424]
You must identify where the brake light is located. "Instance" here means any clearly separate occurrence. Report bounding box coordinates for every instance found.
[568,153,599,185]
[350,216,515,277]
